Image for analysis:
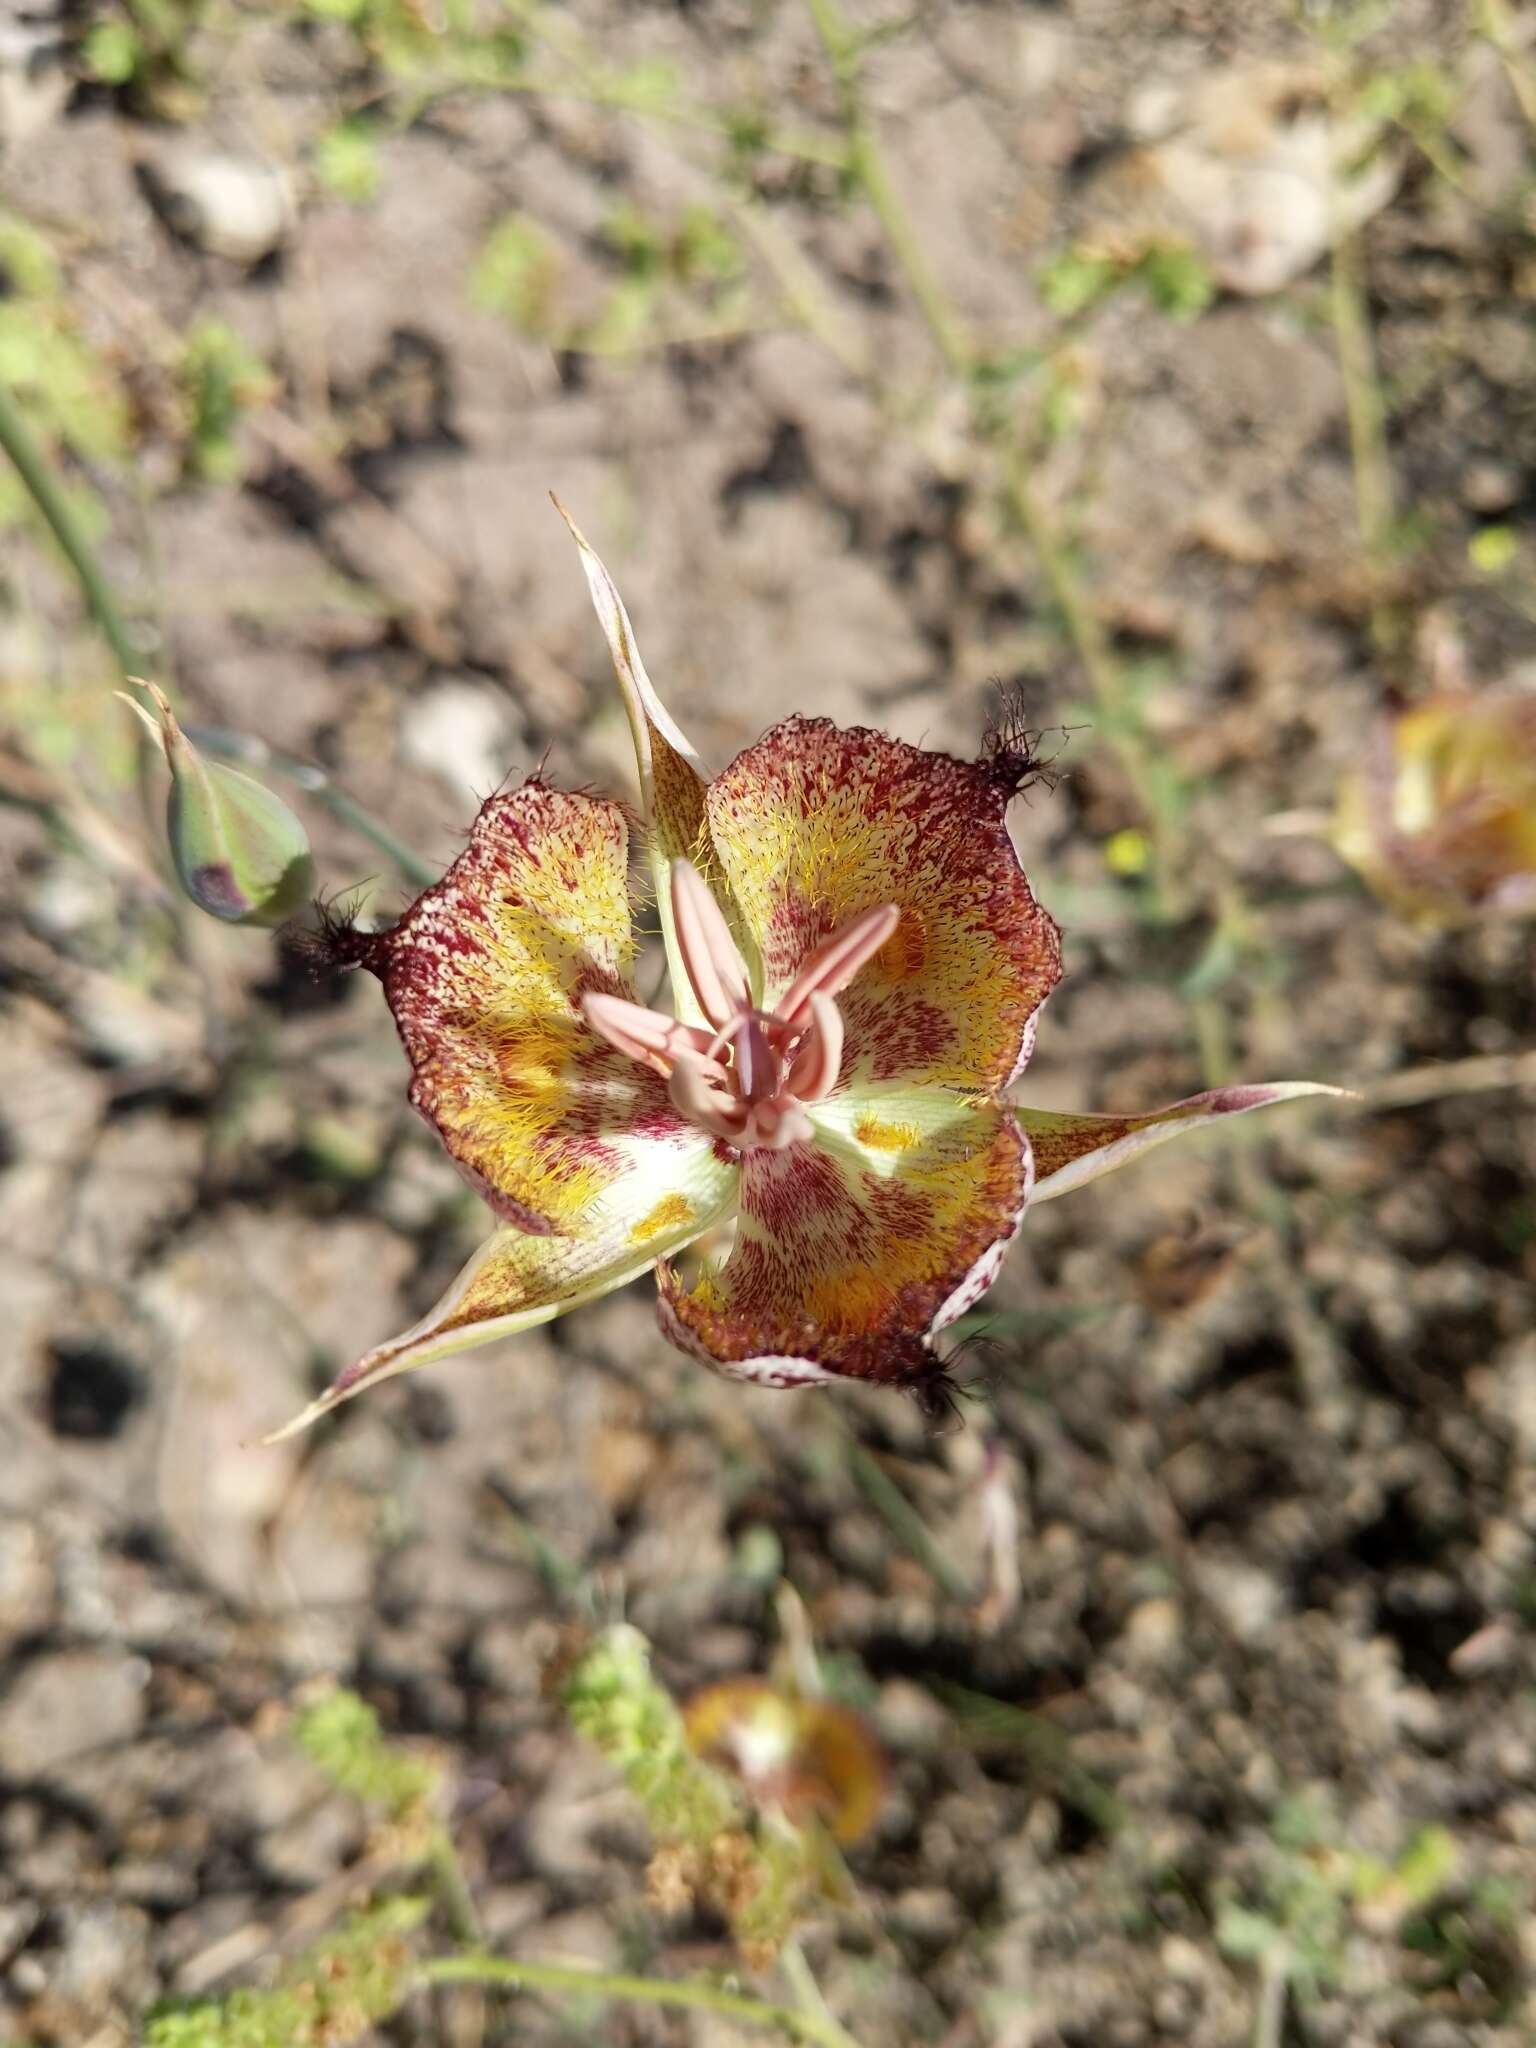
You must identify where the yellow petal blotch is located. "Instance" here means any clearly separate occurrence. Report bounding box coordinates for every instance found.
[630,1192,698,1244]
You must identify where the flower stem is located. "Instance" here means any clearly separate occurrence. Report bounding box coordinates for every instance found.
[426,1828,483,1948]
[0,372,439,889]
[781,1939,863,2048]
[0,375,144,678]
[1328,217,1399,659]
[800,0,1188,918]
[181,723,441,887]
[417,1954,855,2045]
[845,1440,975,1604]
[803,0,971,377]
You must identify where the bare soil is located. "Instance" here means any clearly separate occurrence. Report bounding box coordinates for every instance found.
[2,3,1535,2044]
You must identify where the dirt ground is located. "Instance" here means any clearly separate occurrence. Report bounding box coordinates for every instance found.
[2,2,1536,2043]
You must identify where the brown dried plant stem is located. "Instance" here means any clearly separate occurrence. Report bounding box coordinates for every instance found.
[419,1953,861,2046]
[0,372,439,888]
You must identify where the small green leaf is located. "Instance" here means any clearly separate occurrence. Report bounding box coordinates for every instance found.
[315,119,382,204]
[292,1687,440,1819]
[1216,1902,1286,1962]
[83,20,145,85]
[1136,239,1216,320]
[144,1897,428,2047]
[179,319,273,482]
[1038,244,1120,318]
[472,214,561,336]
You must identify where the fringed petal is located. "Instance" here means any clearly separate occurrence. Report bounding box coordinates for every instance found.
[378,780,703,1233]
[705,718,1061,1092]
[268,1136,737,1438]
[655,1089,1031,1410]
[1018,1083,1347,1203]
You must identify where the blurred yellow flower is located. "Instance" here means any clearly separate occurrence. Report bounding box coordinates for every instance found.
[683,1677,886,1846]
[1332,693,1536,927]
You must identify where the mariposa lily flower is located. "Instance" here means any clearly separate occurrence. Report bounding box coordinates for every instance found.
[272,503,1335,1439]
[1332,692,1536,926]
[683,1678,886,1846]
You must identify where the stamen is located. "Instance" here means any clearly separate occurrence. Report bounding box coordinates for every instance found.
[783,991,844,1103]
[582,991,725,1079]
[671,860,752,1029]
[668,1052,748,1143]
[776,903,900,1030]
[591,878,879,1152]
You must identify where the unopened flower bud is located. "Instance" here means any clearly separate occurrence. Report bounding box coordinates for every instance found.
[121,682,315,926]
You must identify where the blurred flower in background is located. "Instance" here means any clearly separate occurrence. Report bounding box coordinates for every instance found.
[684,1677,886,1848]
[1332,693,1536,926]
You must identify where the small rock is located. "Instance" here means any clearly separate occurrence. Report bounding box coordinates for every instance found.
[877,1678,952,1752]
[259,1797,361,1890]
[1097,62,1402,295]
[514,1907,617,1967]
[1460,460,1520,515]
[890,1884,963,1950]
[142,149,293,263]
[1195,1555,1286,1643]
[50,1900,153,2010]
[1160,1934,1207,1981]
[0,1899,40,1968]
[0,1516,53,1635]
[0,14,70,156]
[401,679,519,800]
[1121,1596,1182,1668]
[0,1649,146,1777]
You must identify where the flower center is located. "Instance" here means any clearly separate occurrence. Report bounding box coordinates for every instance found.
[582,861,899,1152]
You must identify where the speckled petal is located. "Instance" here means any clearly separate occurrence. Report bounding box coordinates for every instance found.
[268,1141,736,1437]
[705,718,1061,1091]
[377,779,704,1234]
[655,1088,1031,1401]
[1018,1083,1347,1202]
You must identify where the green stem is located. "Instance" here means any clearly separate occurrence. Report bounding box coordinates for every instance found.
[0,376,144,677]
[495,0,848,167]
[184,725,440,887]
[781,1939,863,2048]
[995,447,1185,920]
[846,1441,975,1604]
[417,1954,855,2046]
[803,0,971,376]
[0,374,439,889]
[801,0,1187,920]
[1252,1943,1290,2048]
[1328,221,1399,657]
[426,1829,483,1948]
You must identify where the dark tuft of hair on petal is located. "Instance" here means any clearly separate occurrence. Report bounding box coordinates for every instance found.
[980,686,1071,800]
[939,1322,1007,1392]
[288,890,394,979]
[909,1365,968,1435]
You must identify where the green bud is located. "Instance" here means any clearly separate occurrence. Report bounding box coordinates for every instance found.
[121,681,315,926]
